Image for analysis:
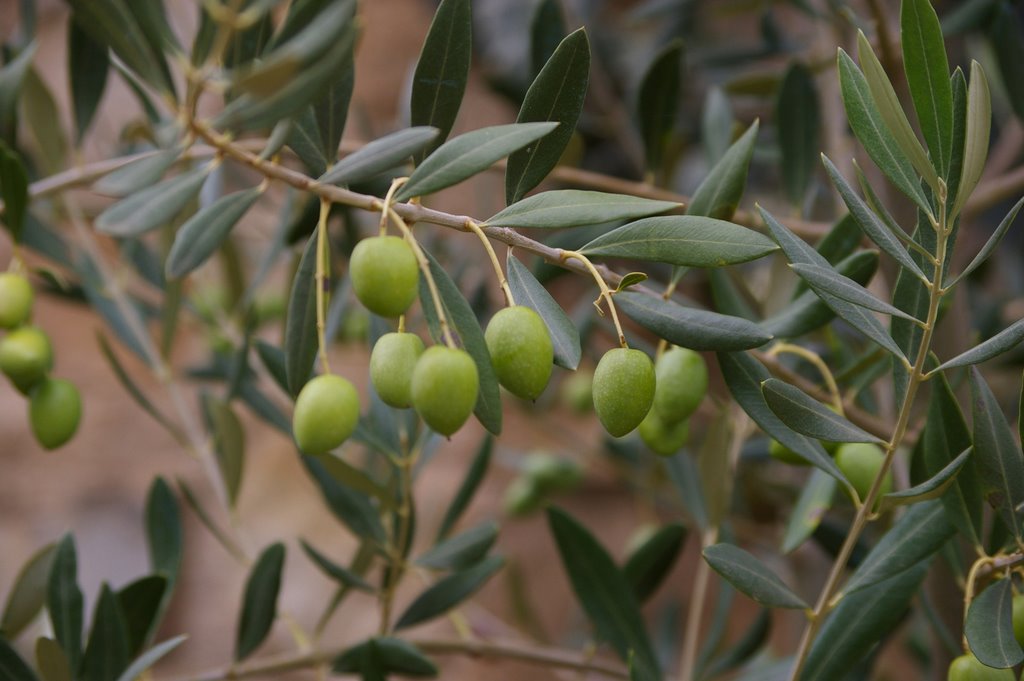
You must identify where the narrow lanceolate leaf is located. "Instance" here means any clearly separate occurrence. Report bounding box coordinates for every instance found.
[0,638,39,681]
[581,216,777,267]
[637,39,683,173]
[762,379,883,444]
[116,576,166,657]
[235,543,286,662]
[951,62,991,218]
[319,127,440,186]
[948,195,1024,287]
[113,635,188,681]
[416,521,498,571]
[410,0,472,160]
[530,0,565,79]
[80,584,130,681]
[879,447,972,512]
[284,233,318,396]
[781,469,836,554]
[0,543,56,639]
[145,477,182,631]
[789,263,919,321]
[96,167,209,237]
[947,68,968,207]
[35,637,70,681]
[68,19,109,144]
[437,436,492,541]
[547,508,661,681]
[969,367,1024,541]
[0,43,36,135]
[702,544,808,610]
[506,254,581,369]
[394,556,504,630]
[299,541,374,593]
[303,457,386,545]
[202,395,245,508]
[623,523,686,603]
[965,579,1024,669]
[901,0,953,174]
[167,187,263,278]
[689,120,759,220]
[93,148,182,197]
[485,190,678,229]
[616,291,772,352]
[935,319,1024,371]
[777,62,820,205]
[0,144,28,243]
[396,123,557,201]
[46,535,83,673]
[837,49,932,215]
[506,28,590,204]
[98,333,181,439]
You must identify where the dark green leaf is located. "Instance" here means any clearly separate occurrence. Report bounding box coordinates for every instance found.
[637,40,682,173]
[946,68,968,208]
[762,378,883,444]
[506,28,589,203]
[0,638,39,681]
[0,44,37,136]
[80,584,130,681]
[969,367,1024,541]
[319,127,439,186]
[902,0,953,174]
[485,190,679,229]
[664,451,709,533]
[166,188,263,278]
[284,232,319,396]
[93,149,182,197]
[688,120,758,220]
[947,195,1024,287]
[951,61,991,218]
[530,0,565,79]
[989,1,1024,122]
[95,167,209,237]
[417,521,498,571]
[966,579,1023,668]
[437,435,492,541]
[703,544,807,609]
[936,319,1024,371]
[97,333,181,439]
[144,474,181,620]
[303,456,387,545]
[506,254,581,369]
[616,291,772,351]
[781,468,836,554]
[789,262,919,321]
[702,86,734,165]
[201,395,245,508]
[0,543,56,639]
[0,144,28,243]
[394,556,504,630]
[35,637,70,681]
[235,543,285,662]
[46,535,83,673]
[254,340,288,394]
[299,540,374,592]
[700,609,771,680]
[315,455,393,511]
[623,523,686,603]
[880,447,972,512]
[777,62,820,205]
[114,635,188,681]
[22,69,67,174]
[333,637,437,677]
[116,576,166,657]
[68,19,109,145]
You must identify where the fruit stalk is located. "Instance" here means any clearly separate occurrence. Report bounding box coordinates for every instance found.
[768,342,843,413]
[560,250,627,348]
[315,199,332,374]
[465,219,515,306]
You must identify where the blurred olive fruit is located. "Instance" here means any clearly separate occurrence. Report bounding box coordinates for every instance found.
[370,332,424,408]
[252,292,286,325]
[411,346,479,436]
[292,374,360,455]
[349,236,419,317]
[638,410,689,457]
[0,326,53,394]
[653,346,707,424]
[947,653,1014,680]
[1013,593,1024,649]
[484,306,553,400]
[0,272,33,329]
[560,368,593,413]
[835,442,892,504]
[769,439,809,466]
[29,378,81,450]
[592,348,656,437]
[522,451,583,492]
[502,476,543,517]
[339,308,370,343]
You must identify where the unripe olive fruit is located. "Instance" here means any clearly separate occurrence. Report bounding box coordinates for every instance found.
[560,369,593,413]
[947,653,1014,680]
[638,410,689,457]
[411,346,479,437]
[349,236,419,317]
[292,374,360,455]
[370,332,424,408]
[835,442,893,504]
[653,347,708,425]
[0,326,53,394]
[592,348,656,437]
[29,378,81,450]
[769,439,809,466]
[1012,594,1024,649]
[503,476,543,517]
[484,306,553,400]
[522,451,583,492]
[0,272,33,329]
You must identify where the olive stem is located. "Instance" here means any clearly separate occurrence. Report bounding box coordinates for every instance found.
[379,426,414,635]
[961,556,996,650]
[378,178,408,237]
[465,219,515,306]
[315,199,332,375]
[768,342,844,414]
[560,250,627,348]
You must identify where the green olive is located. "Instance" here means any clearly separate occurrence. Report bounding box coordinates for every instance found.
[29,378,81,450]
[638,410,689,457]
[349,236,419,317]
[653,346,708,425]
[1013,593,1024,649]
[0,326,53,394]
[411,346,479,436]
[592,348,656,437]
[522,451,583,492]
[503,476,543,517]
[292,374,360,455]
[560,369,593,413]
[835,442,893,504]
[484,306,553,400]
[769,439,809,465]
[947,653,1014,680]
[370,332,424,408]
[0,272,33,329]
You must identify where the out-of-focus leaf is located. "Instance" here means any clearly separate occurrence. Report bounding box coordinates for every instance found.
[703,544,807,609]
[777,62,819,205]
[616,291,772,351]
[201,394,245,508]
[395,556,504,630]
[96,167,209,237]
[80,584,130,681]
[664,451,708,533]
[902,0,953,173]
[93,148,182,197]
[0,543,56,639]
[0,638,39,681]
[969,367,1024,541]
[299,540,374,592]
[35,637,70,681]
[144,476,181,603]
[936,319,1024,371]
[951,61,991,218]
[989,2,1024,122]
[97,333,181,440]
[781,468,836,554]
[417,521,498,571]
[966,579,1023,668]
[623,523,686,603]
[284,232,318,396]
[113,635,188,681]
[688,120,758,220]
[530,0,565,79]
[0,143,28,243]
[319,127,439,186]
[116,576,166,657]
[637,39,683,173]
[333,637,437,677]
[235,543,285,662]
[699,405,734,527]
[701,609,772,680]
[702,86,734,166]
[485,190,678,229]
[303,456,387,545]
[166,187,263,278]
[46,535,83,673]
[0,43,37,135]
[437,435,493,541]
[506,253,581,370]
[947,196,1024,287]
[22,69,67,173]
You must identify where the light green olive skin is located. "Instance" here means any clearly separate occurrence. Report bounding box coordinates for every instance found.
[0,326,53,394]
[522,451,583,492]
[638,410,689,457]
[370,332,424,408]
[29,378,81,450]
[561,369,593,413]
[484,306,553,401]
[835,442,893,503]
[1013,594,1024,649]
[292,374,360,455]
[0,273,33,329]
[592,348,656,438]
[503,476,543,517]
[349,236,419,317]
[411,346,479,437]
[653,347,708,425]
[769,439,810,466]
[947,653,1014,680]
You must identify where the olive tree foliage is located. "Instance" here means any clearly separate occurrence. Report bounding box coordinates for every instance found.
[1,0,1024,680]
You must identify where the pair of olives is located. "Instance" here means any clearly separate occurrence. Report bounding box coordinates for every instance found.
[0,272,82,450]
[638,347,708,456]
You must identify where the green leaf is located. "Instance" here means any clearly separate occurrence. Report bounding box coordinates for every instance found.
[93,148,182,197]
[789,262,919,321]
[762,378,883,444]
[664,451,709,532]
[966,579,1023,668]
[201,395,245,508]
[35,637,70,681]
[506,28,590,203]
[299,540,374,592]
[936,319,1024,371]
[410,0,472,161]
[781,468,836,554]
[0,44,37,136]
[302,456,387,545]
[901,0,953,174]
[235,543,285,662]
[969,367,1024,541]
[319,127,439,186]
[100,334,184,442]
[616,272,647,292]
[702,86,734,166]
[22,69,68,174]
[0,543,56,639]
[530,0,566,79]
[485,190,679,229]
[397,122,557,201]
[880,447,972,512]
[615,290,773,351]
[46,535,83,673]
[166,188,263,278]
[699,404,735,527]
[777,62,820,205]
[394,555,504,630]
[114,635,188,681]
[951,61,991,218]
[700,609,772,680]
[0,143,28,243]
[623,523,686,603]
[80,584,130,681]
[145,474,181,609]
[946,67,968,206]
[437,435,493,541]
[581,215,777,267]
[116,576,166,657]
[506,254,581,370]
[0,638,39,681]
[315,455,393,511]
[947,195,1024,287]
[333,637,437,677]
[417,521,498,571]
[688,120,758,220]
[96,167,210,237]
[284,232,319,396]
[546,508,661,681]
[703,544,808,609]
[637,39,683,173]
[989,1,1024,122]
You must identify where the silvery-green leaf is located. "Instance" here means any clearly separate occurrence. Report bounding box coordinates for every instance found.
[935,319,1024,372]
[166,188,263,278]
[951,62,991,218]
[789,262,920,321]
[761,378,884,444]
[318,127,439,186]
[96,167,209,237]
[485,190,678,229]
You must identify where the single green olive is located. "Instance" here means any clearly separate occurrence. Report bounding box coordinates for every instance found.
[411,346,479,437]
[947,653,1014,680]
[0,326,53,394]
[1013,593,1024,649]
[638,410,689,457]
[370,332,424,408]
[835,442,893,504]
[0,272,33,329]
[292,374,360,455]
[653,346,708,425]
[29,378,81,450]
[560,369,593,413]
[522,451,583,492]
[769,439,810,466]
[592,348,656,437]
[349,236,419,317]
[484,306,553,401]
[502,476,543,517]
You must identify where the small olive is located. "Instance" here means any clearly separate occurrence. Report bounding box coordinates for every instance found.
[835,442,893,504]
[0,326,53,394]
[560,369,593,413]
[503,476,543,517]
[592,348,656,437]
[484,306,553,401]
[1012,593,1024,649]
[946,653,1014,680]
[29,378,81,450]
[0,272,33,329]
[370,332,424,408]
[411,346,479,437]
[653,347,708,425]
[292,374,360,455]
[349,236,419,317]
[638,410,689,457]
[522,451,583,492]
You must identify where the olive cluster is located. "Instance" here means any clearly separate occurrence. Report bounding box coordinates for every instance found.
[0,272,82,450]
